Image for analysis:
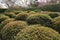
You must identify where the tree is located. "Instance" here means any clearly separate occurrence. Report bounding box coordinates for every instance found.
[3,0,17,8]
[2,0,38,9]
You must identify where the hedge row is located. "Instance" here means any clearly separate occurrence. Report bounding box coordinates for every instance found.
[40,3,60,12]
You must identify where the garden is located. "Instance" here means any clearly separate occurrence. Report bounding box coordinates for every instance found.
[0,3,60,40]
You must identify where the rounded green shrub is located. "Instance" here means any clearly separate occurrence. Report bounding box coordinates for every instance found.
[49,13,59,18]
[0,14,9,23]
[40,3,60,12]
[29,24,41,27]
[4,12,16,18]
[29,11,36,14]
[0,9,7,13]
[1,21,28,40]
[15,26,60,40]
[0,14,9,40]
[14,11,20,14]
[26,14,53,27]
[0,31,2,40]
[52,16,60,33]
[15,13,29,21]
[0,18,15,30]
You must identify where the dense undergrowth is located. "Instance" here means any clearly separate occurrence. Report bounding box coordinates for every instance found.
[0,9,60,40]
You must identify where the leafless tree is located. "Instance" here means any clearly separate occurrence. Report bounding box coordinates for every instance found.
[3,0,17,8]
[3,0,38,8]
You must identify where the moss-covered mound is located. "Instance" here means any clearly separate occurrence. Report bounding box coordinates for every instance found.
[29,24,41,27]
[15,26,60,40]
[26,14,52,27]
[49,13,59,18]
[52,16,60,33]
[0,14,9,23]
[4,12,16,18]
[0,18,15,30]
[1,21,28,40]
[40,3,60,12]
[15,13,28,21]
[29,11,36,14]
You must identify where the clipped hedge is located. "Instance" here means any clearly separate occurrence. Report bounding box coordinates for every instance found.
[4,12,16,18]
[49,13,59,18]
[15,26,60,40]
[1,21,28,40]
[40,3,60,12]
[52,16,60,33]
[0,18,15,30]
[0,9,7,13]
[15,13,29,21]
[0,14,9,40]
[0,14,9,23]
[29,11,36,14]
[29,24,41,27]
[26,14,53,27]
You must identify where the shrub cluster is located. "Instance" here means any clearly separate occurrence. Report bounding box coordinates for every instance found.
[0,9,7,13]
[15,13,28,21]
[26,14,53,27]
[4,12,16,18]
[0,18,15,30]
[40,3,60,12]
[15,26,60,40]
[49,13,59,18]
[0,10,60,40]
[1,21,28,40]
[0,14,9,23]
[52,16,60,33]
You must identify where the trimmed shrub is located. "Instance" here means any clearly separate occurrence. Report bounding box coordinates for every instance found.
[49,13,59,18]
[0,14,9,23]
[26,14,53,27]
[40,3,60,12]
[4,12,16,18]
[29,11,36,14]
[1,21,28,40]
[29,24,41,27]
[0,31,2,40]
[14,11,20,14]
[15,13,29,21]
[0,9,7,13]
[0,18,15,30]
[0,14,9,40]
[52,16,60,33]
[15,26,60,40]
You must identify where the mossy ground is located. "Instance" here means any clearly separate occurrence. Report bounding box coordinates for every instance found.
[0,10,60,40]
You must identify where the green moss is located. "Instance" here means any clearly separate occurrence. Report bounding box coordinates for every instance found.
[15,26,60,40]
[0,14,10,23]
[52,16,60,33]
[26,14,53,27]
[0,18,15,30]
[4,12,16,18]
[15,13,29,21]
[1,21,28,40]
[49,13,59,18]
[40,3,60,12]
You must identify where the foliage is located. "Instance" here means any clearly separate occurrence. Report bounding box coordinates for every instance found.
[15,26,60,40]
[0,9,7,13]
[4,12,16,18]
[26,14,53,27]
[15,13,28,21]
[40,3,60,12]
[1,21,28,40]
[49,13,59,18]
[29,24,41,27]
[52,16,60,33]
[0,18,15,31]
[0,14,10,23]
